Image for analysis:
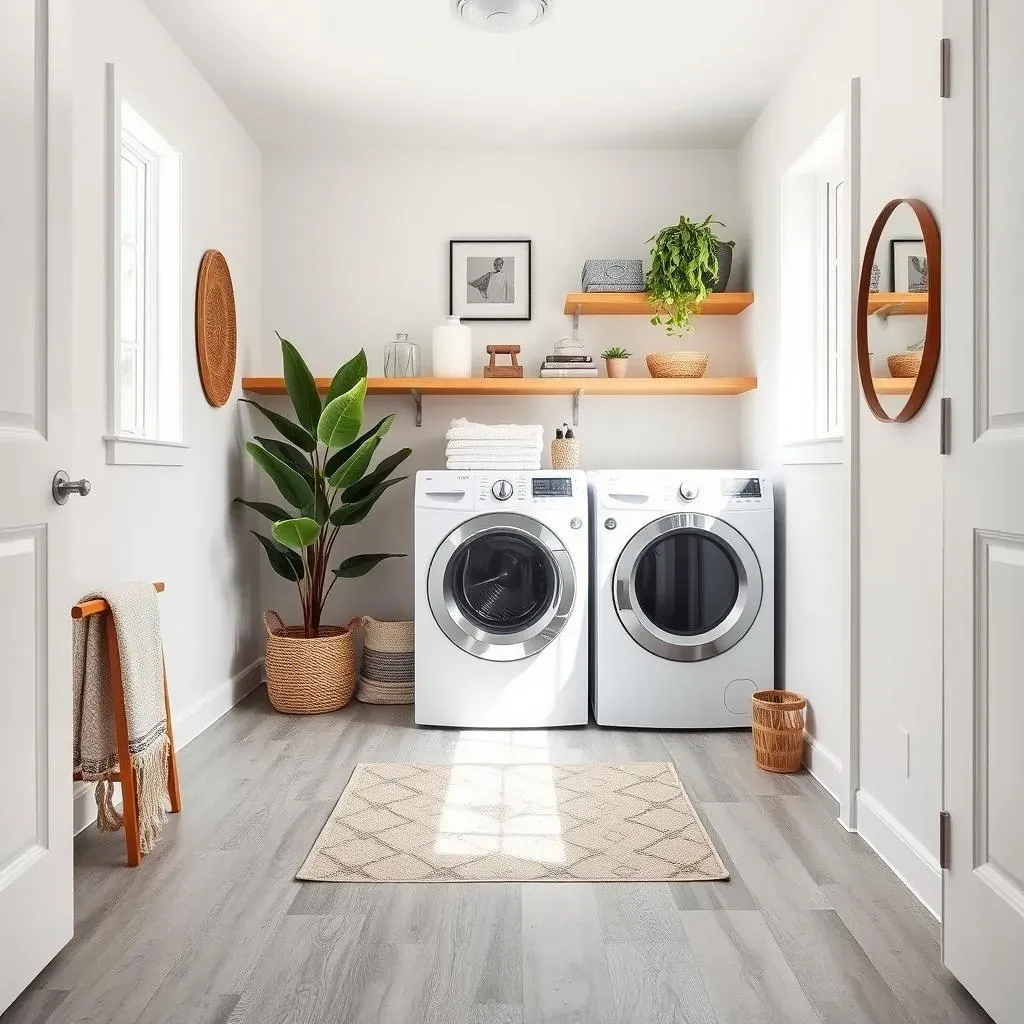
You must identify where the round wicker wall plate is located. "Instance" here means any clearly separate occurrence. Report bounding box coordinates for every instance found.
[195,249,237,407]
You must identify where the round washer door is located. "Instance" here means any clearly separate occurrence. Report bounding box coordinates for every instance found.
[428,512,576,662]
[613,512,763,663]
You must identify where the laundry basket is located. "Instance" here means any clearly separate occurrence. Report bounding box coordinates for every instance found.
[751,690,807,773]
[358,616,415,705]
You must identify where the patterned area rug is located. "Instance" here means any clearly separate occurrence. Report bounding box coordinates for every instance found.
[297,762,729,883]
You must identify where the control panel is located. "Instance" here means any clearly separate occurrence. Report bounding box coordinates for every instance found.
[474,474,576,507]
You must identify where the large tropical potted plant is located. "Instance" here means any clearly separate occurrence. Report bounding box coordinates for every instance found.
[237,334,409,714]
[646,214,735,335]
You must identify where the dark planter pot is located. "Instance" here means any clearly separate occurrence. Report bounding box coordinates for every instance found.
[703,243,734,292]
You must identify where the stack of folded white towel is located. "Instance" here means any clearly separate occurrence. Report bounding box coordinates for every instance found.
[445,418,544,470]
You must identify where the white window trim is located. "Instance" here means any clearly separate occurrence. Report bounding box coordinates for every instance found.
[106,63,188,467]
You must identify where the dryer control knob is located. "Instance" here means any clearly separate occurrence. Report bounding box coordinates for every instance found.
[679,480,700,502]
[492,479,514,501]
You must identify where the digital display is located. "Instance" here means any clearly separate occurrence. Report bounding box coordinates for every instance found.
[722,477,762,498]
[533,478,573,497]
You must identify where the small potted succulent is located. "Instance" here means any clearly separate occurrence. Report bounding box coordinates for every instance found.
[601,346,631,378]
[646,214,735,335]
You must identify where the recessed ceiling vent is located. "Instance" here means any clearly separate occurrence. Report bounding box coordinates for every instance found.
[453,0,551,33]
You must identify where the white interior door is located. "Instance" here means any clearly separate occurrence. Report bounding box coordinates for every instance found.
[942,2,1024,1021]
[0,0,74,1013]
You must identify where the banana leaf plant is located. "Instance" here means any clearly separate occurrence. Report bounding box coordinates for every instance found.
[237,334,409,638]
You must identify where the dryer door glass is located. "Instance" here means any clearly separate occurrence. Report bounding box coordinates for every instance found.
[450,531,555,635]
[427,513,577,663]
[614,512,763,663]
[634,531,739,636]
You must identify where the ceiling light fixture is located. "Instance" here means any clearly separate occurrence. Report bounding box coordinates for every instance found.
[452,0,551,33]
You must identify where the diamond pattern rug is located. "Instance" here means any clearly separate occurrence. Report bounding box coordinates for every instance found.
[297,762,729,883]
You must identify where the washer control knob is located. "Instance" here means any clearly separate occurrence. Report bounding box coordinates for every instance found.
[679,480,700,502]
[604,518,617,530]
[570,517,583,530]
[492,479,514,501]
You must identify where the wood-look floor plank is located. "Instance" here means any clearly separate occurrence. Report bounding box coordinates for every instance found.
[604,942,718,1024]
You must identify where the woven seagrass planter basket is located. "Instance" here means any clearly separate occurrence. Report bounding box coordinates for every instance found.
[358,615,414,706]
[263,611,360,715]
[751,690,807,774]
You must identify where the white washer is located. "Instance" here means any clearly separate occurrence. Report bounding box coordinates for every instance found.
[415,469,589,728]
[589,470,774,729]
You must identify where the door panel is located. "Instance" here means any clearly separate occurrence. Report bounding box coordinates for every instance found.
[0,0,73,1013]
[942,0,1024,1018]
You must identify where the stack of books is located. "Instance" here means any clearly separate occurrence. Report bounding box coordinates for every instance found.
[540,343,598,378]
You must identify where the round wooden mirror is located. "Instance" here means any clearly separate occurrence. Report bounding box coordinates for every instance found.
[857,198,941,423]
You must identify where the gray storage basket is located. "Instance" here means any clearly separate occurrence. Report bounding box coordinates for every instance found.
[581,259,644,293]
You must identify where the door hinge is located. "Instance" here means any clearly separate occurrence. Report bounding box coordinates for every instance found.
[940,810,951,869]
[940,38,951,98]
[940,397,951,455]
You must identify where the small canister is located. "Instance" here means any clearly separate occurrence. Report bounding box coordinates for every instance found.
[550,424,580,470]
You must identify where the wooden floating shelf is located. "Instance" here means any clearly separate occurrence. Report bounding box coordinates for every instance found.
[873,377,917,396]
[242,376,758,398]
[868,292,929,318]
[563,292,755,317]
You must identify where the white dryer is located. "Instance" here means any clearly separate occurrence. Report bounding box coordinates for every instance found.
[415,470,589,729]
[589,470,774,729]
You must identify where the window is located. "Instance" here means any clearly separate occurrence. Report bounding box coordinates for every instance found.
[780,113,848,453]
[109,99,183,464]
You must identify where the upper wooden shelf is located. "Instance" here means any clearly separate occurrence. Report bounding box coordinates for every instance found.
[563,292,755,317]
[873,377,917,396]
[242,376,758,398]
[868,293,929,318]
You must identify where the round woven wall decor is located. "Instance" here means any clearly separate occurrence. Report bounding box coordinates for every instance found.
[195,249,237,407]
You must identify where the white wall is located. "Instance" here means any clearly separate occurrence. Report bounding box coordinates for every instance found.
[257,149,747,624]
[72,0,263,830]
[740,0,943,914]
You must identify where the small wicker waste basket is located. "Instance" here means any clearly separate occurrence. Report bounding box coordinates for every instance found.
[751,690,807,773]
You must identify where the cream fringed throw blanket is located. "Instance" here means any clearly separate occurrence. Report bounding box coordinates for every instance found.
[72,583,170,855]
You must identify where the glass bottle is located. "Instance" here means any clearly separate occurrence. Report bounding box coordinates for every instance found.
[384,333,420,378]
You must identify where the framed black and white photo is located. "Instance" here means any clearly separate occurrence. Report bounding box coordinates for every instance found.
[450,239,532,321]
[890,238,929,293]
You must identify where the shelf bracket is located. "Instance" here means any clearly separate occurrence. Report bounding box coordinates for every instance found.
[410,388,422,428]
[572,389,582,428]
[571,304,582,343]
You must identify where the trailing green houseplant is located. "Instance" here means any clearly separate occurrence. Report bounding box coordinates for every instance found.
[237,334,409,638]
[646,214,735,335]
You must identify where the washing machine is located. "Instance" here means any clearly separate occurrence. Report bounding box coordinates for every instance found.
[589,470,774,729]
[415,469,589,728]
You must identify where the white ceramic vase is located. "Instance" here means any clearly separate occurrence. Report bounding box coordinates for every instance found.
[432,316,473,378]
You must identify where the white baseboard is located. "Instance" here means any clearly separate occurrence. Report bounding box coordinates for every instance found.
[73,658,264,835]
[855,789,941,920]
[802,732,843,801]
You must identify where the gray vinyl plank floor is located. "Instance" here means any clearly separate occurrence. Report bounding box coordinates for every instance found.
[2,689,992,1024]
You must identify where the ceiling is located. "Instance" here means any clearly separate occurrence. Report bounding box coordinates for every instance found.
[141,0,829,150]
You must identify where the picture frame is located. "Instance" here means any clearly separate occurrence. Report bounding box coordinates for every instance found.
[890,237,929,293]
[450,239,532,321]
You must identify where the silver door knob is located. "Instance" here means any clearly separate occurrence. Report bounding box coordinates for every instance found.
[52,471,92,505]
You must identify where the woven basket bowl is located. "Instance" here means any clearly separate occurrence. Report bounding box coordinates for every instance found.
[264,611,359,714]
[888,351,923,378]
[550,438,580,470]
[751,690,807,774]
[358,616,415,706]
[646,351,710,378]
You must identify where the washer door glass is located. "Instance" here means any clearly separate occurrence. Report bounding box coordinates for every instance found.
[450,531,554,635]
[614,513,762,663]
[428,513,577,662]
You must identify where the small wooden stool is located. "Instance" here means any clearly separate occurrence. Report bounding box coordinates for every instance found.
[484,344,524,378]
[72,581,181,867]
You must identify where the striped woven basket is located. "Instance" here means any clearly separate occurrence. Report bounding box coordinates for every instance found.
[358,616,414,705]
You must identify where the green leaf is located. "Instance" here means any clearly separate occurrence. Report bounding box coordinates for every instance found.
[278,332,321,435]
[233,498,292,523]
[330,477,407,526]
[317,378,367,450]
[253,437,314,485]
[328,434,381,489]
[246,441,315,510]
[332,553,406,579]
[324,350,368,407]
[324,414,396,479]
[240,399,316,452]
[342,448,412,503]
[251,531,304,582]
[271,517,321,552]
